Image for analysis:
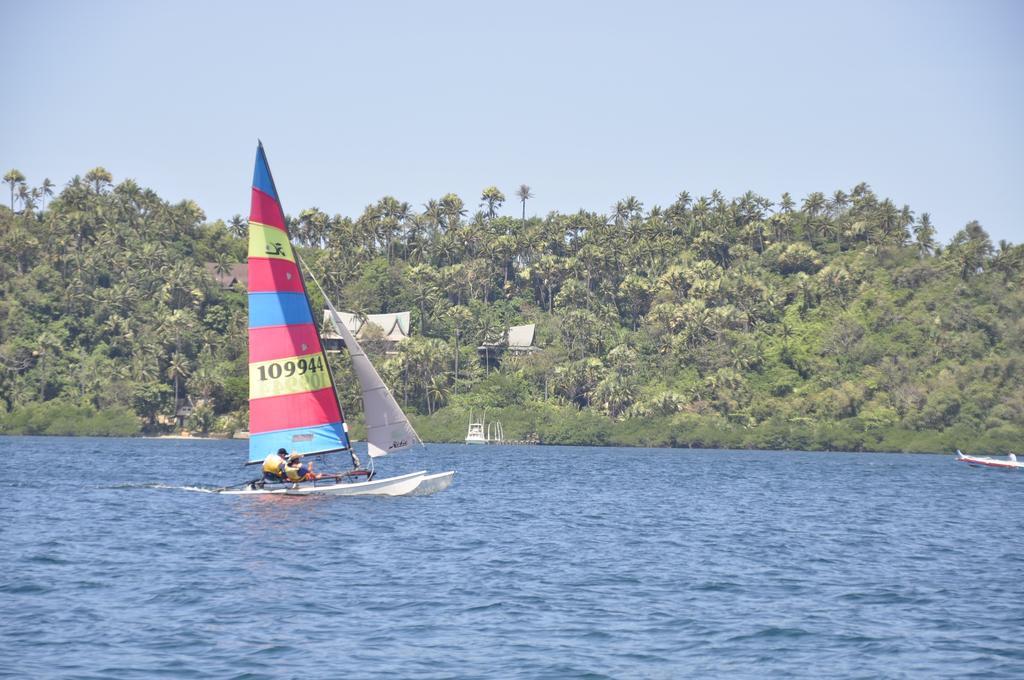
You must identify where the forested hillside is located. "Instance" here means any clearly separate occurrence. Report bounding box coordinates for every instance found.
[2,168,1022,452]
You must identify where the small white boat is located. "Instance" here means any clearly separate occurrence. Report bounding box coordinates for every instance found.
[465,412,503,444]
[466,419,487,444]
[956,450,1023,470]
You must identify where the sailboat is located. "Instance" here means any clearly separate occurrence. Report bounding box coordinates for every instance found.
[956,450,1023,470]
[220,143,453,496]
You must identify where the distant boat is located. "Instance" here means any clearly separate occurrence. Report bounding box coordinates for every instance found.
[220,142,452,496]
[956,450,1023,470]
[466,412,487,445]
[465,412,505,444]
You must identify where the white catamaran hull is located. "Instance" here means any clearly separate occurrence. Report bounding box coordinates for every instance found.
[221,470,427,496]
[956,451,1023,470]
[413,470,455,494]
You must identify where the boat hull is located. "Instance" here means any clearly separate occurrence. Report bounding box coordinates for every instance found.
[958,458,1023,470]
[220,470,427,496]
[956,451,1023,470]
[413,470,455,494]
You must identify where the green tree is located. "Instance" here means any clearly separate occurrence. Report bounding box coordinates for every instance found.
[913,212,936,258]
[4,169,25,211]
[84,167,113,194]
[480,186,506,220]
[516,184,533,225]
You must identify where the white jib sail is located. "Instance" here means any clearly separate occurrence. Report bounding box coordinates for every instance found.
[323,301,422,458]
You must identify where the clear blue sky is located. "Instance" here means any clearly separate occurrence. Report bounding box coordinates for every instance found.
[2,0,1021,244]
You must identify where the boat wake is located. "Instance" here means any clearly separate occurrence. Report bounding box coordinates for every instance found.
[111,482,219,493]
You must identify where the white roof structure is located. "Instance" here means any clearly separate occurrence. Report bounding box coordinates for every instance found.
[506,324,536,351]
[321,311,411,343]
[479,323,538,353]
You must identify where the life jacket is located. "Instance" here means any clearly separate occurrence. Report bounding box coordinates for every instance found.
[285,463,309,482]
[262,453,286,478]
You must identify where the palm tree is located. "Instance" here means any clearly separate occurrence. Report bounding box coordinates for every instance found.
[35,330,62,399]
[948,220,993,280]
[84,167,113,194]
[4,169,25,211]
[828,190,848,216]
[227,214,247,239]
[896,204,914,245]
[480,186,505,220]
[991,240,1024,279]
[492,233,516,290]
[801,192,826,240]
[553,358,603,408]
[213,252,233,279]
[593,374,638,418]
[516,184,533,225]
[617,274,654,330]
[16,184,37,213]
[778,321,794,353]
[167,351,191,418]
[426,374,449,414]
[531,254,566,312]
[39,178,54,210]
[913,213,936,258]
[778,192,795,214]
[670,191,692,220]
[446,305,472,392]
[876,199,900,242]
[627,197,644,226]
[793,272,817,312]
[423,199,445,235]
[439,193,466,230]
[850,182,872,202]
[408,264,441,333]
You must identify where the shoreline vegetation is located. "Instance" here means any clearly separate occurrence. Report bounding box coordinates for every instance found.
[0,404,1008,454]
[2,169,1022,455]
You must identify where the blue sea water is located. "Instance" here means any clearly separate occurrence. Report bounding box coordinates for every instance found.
[1,437,1022,679]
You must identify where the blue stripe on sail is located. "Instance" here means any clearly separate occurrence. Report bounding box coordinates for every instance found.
[248,292,313,328]
[253,145,278,199]
[248,422,350,464]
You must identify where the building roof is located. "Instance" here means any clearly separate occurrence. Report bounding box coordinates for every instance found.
[507,323,536,350]
[322,310,411,343]
[203,263,248,288]
[479,323,537,350]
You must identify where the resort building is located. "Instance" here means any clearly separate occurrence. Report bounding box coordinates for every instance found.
[321,311,412,354]
[477,323,540,369]
[203,263,249,289]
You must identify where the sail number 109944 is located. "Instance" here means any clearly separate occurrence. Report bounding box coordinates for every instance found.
[256,355,326,381]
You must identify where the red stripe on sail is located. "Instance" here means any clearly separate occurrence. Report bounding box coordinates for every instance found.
[250,187,287,230]
[248,324,324,363]
[249,388,342,433]
[247,257,304,294]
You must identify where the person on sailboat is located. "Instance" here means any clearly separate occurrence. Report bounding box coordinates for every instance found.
[262,448,288,482]
[285,453,321,482]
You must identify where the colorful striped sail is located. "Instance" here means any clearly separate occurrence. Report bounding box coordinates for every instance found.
[247,143,350,463]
